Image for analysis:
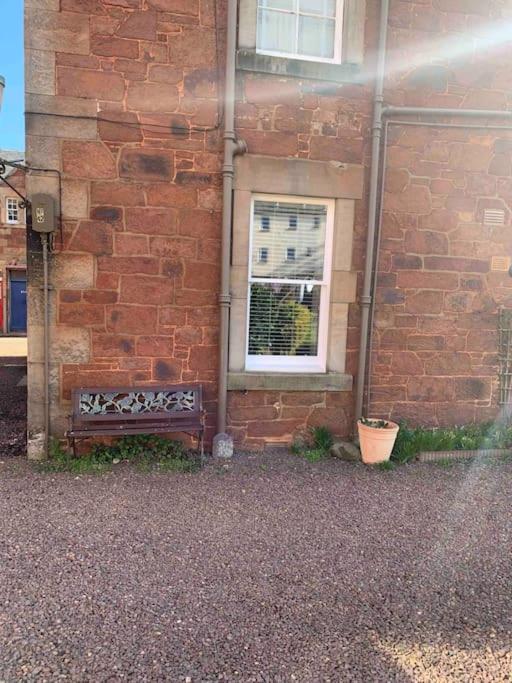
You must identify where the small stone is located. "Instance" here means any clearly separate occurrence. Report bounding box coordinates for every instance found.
[112,458,120,465]
[330,441,361,462]
[212,433,233,460]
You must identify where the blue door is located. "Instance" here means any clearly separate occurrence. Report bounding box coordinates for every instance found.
[9,272,27,333]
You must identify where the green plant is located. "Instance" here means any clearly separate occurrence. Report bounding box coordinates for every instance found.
[311,425,334,452]
[360,417,389,429]
[376,460,395,471]
[39,434,199,474]
[436,458,457,469]
[291,426,333,463]
[302,448,327,463]
[392,421,512,464]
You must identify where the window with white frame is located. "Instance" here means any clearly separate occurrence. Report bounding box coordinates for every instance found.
[6,198,20,224]
[258,247,269,263]
[247,195,334,372]
[256,0,344,64]
[260,215,270,231]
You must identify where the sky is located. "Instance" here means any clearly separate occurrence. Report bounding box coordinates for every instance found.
[0,0,24,152]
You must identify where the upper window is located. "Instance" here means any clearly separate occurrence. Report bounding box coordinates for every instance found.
[247,195,334,372]
[256,0,344,64]
[6,198,20,225]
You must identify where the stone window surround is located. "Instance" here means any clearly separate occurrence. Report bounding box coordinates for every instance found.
[238,0,366,84]
[228,154,363,392]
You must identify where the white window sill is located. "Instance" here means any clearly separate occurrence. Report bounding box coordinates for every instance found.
[227,372,352,392]
[237,49,363,84]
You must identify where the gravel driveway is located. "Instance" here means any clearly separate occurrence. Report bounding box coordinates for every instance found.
[1,453,511,682]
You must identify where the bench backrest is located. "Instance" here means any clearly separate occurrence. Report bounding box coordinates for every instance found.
[71,384,203,426]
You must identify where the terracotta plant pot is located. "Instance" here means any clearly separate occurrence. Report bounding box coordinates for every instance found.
[357,419,399,465]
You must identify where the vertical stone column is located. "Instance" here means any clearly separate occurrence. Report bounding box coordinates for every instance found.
[25,1,93,458]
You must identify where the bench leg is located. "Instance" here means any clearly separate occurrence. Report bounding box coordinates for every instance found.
[66,435,75,458]
[198,429,205,465]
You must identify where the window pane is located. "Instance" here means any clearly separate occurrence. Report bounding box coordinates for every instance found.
[257,8,296,54]
[6,199,19,223]
[299,0,336,17]
[248,283,321,357]
[252,200,327,280]
[259,0,295,9]
[298,16,335,58]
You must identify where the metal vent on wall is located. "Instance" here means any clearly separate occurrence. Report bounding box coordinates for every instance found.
[484,208,506,226]
[491,256,511,272]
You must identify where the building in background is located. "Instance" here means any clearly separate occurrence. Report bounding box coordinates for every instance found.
[0,150,26,336]
[23,0,512,456]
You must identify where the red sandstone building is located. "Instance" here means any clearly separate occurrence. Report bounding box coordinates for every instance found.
[0,152,27,335]
[23,0,512,457]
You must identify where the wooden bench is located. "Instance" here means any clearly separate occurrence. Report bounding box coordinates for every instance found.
[66,384,205,458]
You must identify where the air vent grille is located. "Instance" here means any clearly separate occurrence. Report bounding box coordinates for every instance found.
[491,256,511,272]
[484,208,506,226]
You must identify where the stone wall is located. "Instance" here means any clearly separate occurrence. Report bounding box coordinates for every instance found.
[367,0,512,426]
[25,0,225,450]
[24,0,512,454]
[371,128,512,426]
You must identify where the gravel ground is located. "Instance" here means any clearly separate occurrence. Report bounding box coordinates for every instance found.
[0,362,27,457]
[0,453,511,682]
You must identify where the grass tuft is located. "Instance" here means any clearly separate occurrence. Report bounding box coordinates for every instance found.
[392,421,512,464]
[291,426,334,463]
[38,435,200,475]
[375,460,395,471]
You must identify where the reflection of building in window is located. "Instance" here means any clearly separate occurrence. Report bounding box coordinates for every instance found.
[256,0,343,64]
[258,247,269,263]
[260,215,270,231]
[247,195,334,372]
[6,198,19,224]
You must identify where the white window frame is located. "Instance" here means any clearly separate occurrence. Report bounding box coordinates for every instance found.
[6,198,20,225]
[258,247,269,263]
[246,193,335,373]
[256,0,345,65]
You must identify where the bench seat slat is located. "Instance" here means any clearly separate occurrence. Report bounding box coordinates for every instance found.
[68,426,200,438]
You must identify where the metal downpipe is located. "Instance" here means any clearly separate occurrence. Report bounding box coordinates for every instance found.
[217,0,246,435]
[354,0,390,425]
[384,106,512,119]
[42,234,50,458]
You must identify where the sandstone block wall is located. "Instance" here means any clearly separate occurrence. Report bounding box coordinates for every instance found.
[25,0,225,445]
[371,128,512,426]
[24,0,512,452]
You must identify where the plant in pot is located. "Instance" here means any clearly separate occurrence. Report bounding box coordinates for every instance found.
[357,417,400,465]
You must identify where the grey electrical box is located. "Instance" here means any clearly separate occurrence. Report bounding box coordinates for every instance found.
[31,194,56,233]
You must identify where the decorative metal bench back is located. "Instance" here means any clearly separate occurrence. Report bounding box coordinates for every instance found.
[72,385,203,423]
